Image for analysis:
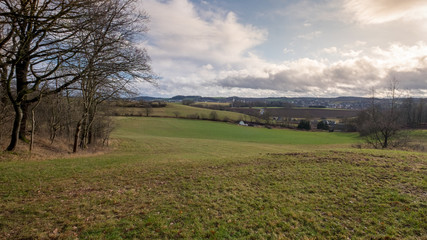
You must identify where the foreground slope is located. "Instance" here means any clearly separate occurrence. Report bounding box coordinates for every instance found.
[1,117,426,239]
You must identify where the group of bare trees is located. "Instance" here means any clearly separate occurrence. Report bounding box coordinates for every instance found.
[0,0,152,152]
[401,98,426,128]
[357,82,426,149]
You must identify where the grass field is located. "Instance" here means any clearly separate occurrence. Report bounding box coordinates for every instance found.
[1,117,426,239]
[113,102,248,122]
[116,117,359,145]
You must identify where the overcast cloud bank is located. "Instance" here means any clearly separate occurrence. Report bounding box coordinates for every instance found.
[137,0,427,98]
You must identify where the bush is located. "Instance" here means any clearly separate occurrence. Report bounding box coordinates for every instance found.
[297,120,311,130]
[182,99,195,105]
[149,101,167,108]
[209,111,218,121]
[317,121,329,130]
[173,111,180,118]
[186,113,200,119]
[341,118,358,132]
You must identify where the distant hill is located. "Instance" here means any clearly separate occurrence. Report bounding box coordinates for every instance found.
[132,96,165,101]
[131,95,426,110]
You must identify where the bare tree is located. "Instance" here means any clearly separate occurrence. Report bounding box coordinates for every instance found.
[0,5,15,142]
[29,95,42,151]
[71,0,152,152]
[358,80,408,149]
[1,0,152,151]
[415,99,426,125]
[143,104,153,117]
[0,0,99,151]
[34,91,73,144]
[402,97,417,128]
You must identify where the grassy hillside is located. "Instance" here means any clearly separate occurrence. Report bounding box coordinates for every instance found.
[1,117,426,239]
[113,102,249,122]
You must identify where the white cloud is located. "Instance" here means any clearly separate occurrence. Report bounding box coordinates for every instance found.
[283,48,293,55]
[303,22,312,27]
[345,0,427,24]
[278,0,342,22]
[218,42,427,97]
[323,47,338,54]
[323,46,362,57]
[341,50,362,57]
[138,0,269,96]
[297,31,322,40]
[143,0,267,65]
[137,0,427,98]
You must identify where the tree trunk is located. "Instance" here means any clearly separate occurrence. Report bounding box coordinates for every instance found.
[74,111,88,152]
[79,105,97,149]
[14,54,31,145]
[30,107,36,151]
[19,102,29,142]
[88,126,93,145]
[0,64,8,105]
[383,136,388,149]
[6,104,23,151]
[86,110,96,145]
[382,127,389,149]
[73,119,83,153]
[50,125,58,144]
[30,99,42,151]
[79,117,88,149]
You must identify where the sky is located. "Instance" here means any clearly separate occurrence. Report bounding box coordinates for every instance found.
[136,0,427,98]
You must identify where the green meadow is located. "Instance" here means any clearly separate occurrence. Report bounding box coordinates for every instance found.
[114,102,248,121]
[1,117,426,239]
[116,117,359,145]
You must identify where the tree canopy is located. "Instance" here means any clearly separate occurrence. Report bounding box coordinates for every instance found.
[0,0,152,151]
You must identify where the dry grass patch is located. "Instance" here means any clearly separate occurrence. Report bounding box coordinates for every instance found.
[0,137,110,162]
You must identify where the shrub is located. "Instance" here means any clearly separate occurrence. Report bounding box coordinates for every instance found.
[186,113,200,119]
[297,120,311,130]
[317,121,329,130]
[173,111,180,118]
[182,99,195,105]
[209,111,218,121]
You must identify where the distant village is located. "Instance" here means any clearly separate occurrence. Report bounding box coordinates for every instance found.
[136,95,424,110]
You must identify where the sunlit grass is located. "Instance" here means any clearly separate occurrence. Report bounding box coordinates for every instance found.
[1,117,426,239]
[114,102,249,121]
[115,117,360,145]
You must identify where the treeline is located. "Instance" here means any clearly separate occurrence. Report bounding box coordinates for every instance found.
[231,100,293,108]
[355,95,427,149]
[0,0,152,152]
[120,100,168,108]
[184,100,293,109]
[400,98,427,128]
[0,94,114,148]
[356,98,427,129]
